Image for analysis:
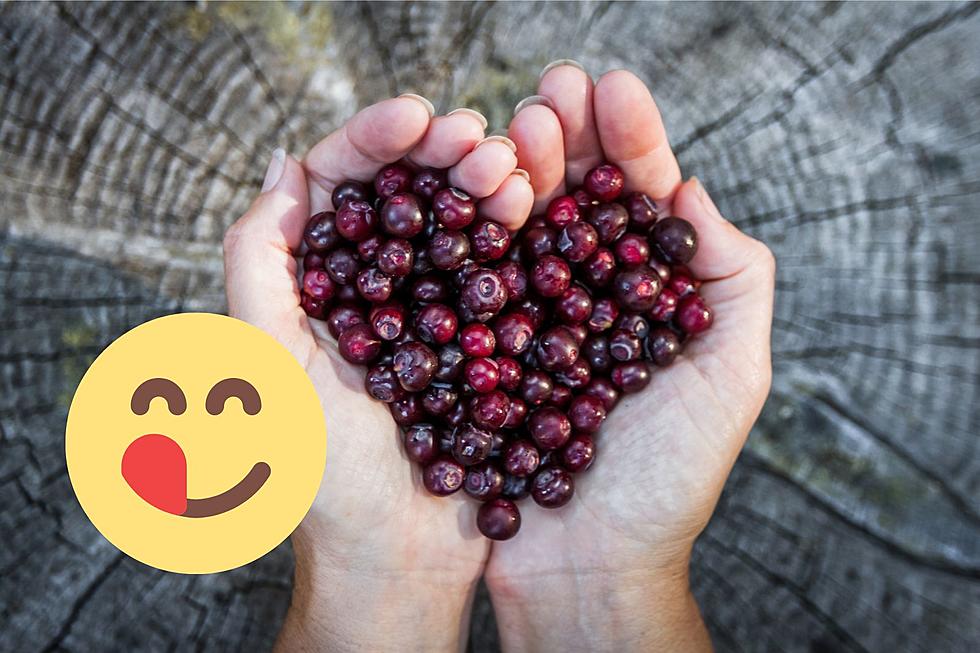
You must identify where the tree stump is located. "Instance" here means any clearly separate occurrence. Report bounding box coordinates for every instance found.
[1,2,978,651]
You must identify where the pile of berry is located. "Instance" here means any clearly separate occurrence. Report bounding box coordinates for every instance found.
[299,162,713,540]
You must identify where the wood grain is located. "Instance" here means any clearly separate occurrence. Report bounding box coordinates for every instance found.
[1,2,978,651]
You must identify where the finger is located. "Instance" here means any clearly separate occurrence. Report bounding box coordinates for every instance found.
[593,70,682,202]
[537,60,604,186]
[304,96,433,212]
[406,108,486,169]
[224,150,314,359]
[508,101,566,213]
[477,170,535,231]
[448,136,519,198]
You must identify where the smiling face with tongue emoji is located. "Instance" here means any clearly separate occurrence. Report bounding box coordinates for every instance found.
[66,314,326,574]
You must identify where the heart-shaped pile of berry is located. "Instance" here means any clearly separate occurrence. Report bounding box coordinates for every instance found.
[299,162,713,540]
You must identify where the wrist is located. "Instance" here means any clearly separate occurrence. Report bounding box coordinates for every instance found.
[275,525,480,652]
[487,558,710,652]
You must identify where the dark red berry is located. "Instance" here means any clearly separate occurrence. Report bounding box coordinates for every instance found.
[557,221,600,263]
[614,233,651,266]
[582,247,617,288]
[432,187,476,230]
[647,288,679,322]
[502,474,531,501]
[452,423,494,465]
[588,203,629,244]
[554,357,591,389]
[648,254,672,285]
[582,335,612,373]
[568,394,607,433]
[675,294,714,334]
[583,163,625,202]
[422,456,465,496]
[528,406,572,450]
[435,344,466,382]
[356,267,393,303]
[369,303,405,341]
[336,200,377,242]
[379,193,424,238]
[545,195,581,229]
[338,323,382,364]
[477,498,521,540]
[302,269,336,301]
[587,297,620,333]
[374,163,413,200]
[422,384,458,416]
[301,293,327,319]
[532,466,575,508]
[303,251,326,271]
[461,268,508,321]
[549,383,573,408]
[403,424,438,464]
[493,313,536,358]
[611,361,652,394]
[392,341,438,392]
[469,390,510,430]
[530,254,572,298]
[554,285,593,325]
[521,370,554,406]
[414,303,459,345]
[495,260,528,303]
[470,220,510,262]
[536,326,580,371]
[428,229,471,270]
[668,269,698,297]
[304,211,340,252]
[562,435,596,473]
[615,313,651,339]
[460,323,496,357]
[326,304,366,338]
[609,328,643,362]
[357,234,384,263]
[521,226,558,259]
[326,248,360,285]
[646,327,682,366]
[496,357,523,392]
[465,357,500,393]
[652,217,698,264]
[502,396,528,429]
[412,168,448,201]
[465,463,505,501]
[332,180,371,209]
[503,440,540,477]
[613,267,662,312]
[412,275,451,303]
[377,238,414,277]
[624,192,659,231]
[584,377,621,411]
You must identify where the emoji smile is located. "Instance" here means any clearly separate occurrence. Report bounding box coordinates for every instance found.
[121,433,271,517]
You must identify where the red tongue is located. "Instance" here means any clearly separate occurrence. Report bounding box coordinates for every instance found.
[121,434,187,515]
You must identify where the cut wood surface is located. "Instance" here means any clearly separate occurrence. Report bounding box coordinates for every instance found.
[2,2,978,651]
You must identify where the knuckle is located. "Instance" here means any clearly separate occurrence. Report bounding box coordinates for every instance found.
[222,218,249,257]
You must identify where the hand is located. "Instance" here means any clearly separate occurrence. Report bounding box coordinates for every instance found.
[222,96,534,652]
[484,64,775,651]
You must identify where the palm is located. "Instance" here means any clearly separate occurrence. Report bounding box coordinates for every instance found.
[486,66,773,580]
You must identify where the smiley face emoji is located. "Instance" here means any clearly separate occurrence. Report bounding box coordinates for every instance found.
[66,313,325,574]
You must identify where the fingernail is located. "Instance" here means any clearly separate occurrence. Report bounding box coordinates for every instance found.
[540,58,586,79]
[692,177,726,223]
[476,135,517,153]
[261,148,286,192]
[511,168,531,183]
[514,95,555,116]
[398,93,435,117]
[447,108,488,130]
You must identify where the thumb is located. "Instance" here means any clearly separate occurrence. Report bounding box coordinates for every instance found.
[224,149,313,360]
[670,177,774,283]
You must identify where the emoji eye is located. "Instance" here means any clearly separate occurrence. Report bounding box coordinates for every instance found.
[131,378,187,415]
[206,378,262,415]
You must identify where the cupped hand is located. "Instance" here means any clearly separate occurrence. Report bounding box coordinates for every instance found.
[222,96,533,650]
[485,65,775,650]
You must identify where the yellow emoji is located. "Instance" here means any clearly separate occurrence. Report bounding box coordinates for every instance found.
[66,313,325,574]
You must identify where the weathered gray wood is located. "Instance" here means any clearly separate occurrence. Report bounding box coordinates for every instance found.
[2,2,979,651]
